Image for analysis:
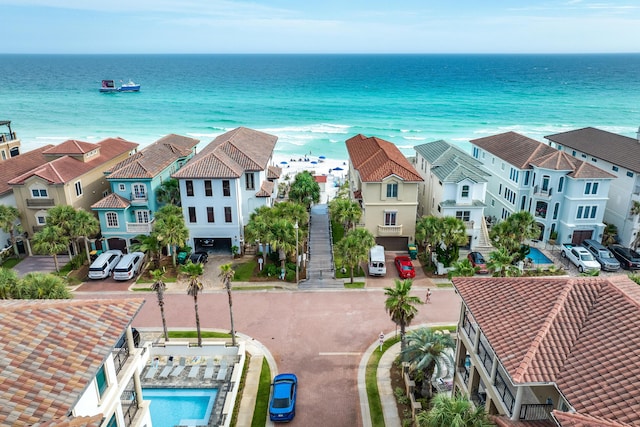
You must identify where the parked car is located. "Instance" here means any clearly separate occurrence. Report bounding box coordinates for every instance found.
[467,251,488,274]
[269,373,297,422]
[189,251,209,265]
[608,244,640,270]
[113,252,145,281]
[581,239,620,271]
[88,249,123,280]
[394,256,415,279]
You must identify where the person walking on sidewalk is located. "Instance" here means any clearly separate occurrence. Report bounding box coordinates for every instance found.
[425,288,431,303]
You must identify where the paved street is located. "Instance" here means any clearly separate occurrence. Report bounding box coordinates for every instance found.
[78,286,461,427]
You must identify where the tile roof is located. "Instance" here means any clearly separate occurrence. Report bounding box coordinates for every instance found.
[173,127,277,179]
[267,165,282,180]
[106,134,198,179]
[545,127,640,174]
[0,298,144,426]
[0,145,53,196]
[8,138,138,185]
[414,139,489,183]
[345,134,423,182]
[452,275,640,426]
[42,139,99,155]
[90,193,131,209]
[255,180,274,197]
[471,132,614,179]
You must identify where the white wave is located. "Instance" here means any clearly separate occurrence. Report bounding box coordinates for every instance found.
[402,136,427,141]
[258,123,351,135]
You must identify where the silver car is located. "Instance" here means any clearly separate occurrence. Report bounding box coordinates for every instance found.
[582,239,620,271]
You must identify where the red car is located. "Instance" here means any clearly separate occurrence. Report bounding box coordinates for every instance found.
[394,256,416,279]
[467,251,489,274]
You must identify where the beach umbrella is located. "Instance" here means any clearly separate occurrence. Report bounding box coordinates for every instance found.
[311,161,318,164]
[333,166,344,171]
[280,161,288,165]
[319,155,326,159]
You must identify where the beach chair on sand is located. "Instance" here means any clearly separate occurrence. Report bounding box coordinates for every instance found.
[159,360,174,378]
[204,359,215,379]
[171,357,186,376]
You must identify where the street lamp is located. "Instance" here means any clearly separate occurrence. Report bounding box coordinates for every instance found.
[294,221,299,284]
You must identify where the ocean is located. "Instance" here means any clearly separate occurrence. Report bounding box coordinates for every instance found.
[1,54,639,159]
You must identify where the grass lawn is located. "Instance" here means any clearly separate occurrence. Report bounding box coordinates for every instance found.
[252,357,271,427]
[1,257,21,269]
[344,282,365,289]
[168,331,232,339]
[367,336,400,427]
[233,259,258,281]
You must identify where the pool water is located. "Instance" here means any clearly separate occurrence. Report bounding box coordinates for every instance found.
[528,247,553,264]
[143,388,218,427]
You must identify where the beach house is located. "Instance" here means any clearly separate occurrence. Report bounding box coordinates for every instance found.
[470,132,614,245]
[91,134,199,252]
[345,134,423,250]
[0,120,21,160]
[546,127,640,247]
[172,127,281,254]
[8,138,139,240]
[414,140,492,250]
[452,275,640,426]
[0,298,150,427]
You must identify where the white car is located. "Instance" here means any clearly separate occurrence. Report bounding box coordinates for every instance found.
[113,252,145,281]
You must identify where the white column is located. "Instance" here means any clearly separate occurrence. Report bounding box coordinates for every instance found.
[510,386,524,421]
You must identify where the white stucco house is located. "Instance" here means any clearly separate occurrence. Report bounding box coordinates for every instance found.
[172,127,281,254]
[470,132,615,245]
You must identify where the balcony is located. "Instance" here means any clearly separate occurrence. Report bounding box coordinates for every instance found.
[120,389,139,427]
[26,198,55,208]
[112,346,130,375]
[377,224,403,236]
[533,185,552,198]
[129,193,148,206]
[126,220,153,234]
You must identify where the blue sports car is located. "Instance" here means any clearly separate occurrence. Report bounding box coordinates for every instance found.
[269,373,298,422]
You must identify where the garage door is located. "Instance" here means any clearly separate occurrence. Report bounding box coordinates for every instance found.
[375,237,409,252]
[107,238,127,252]
[194,237,233,254]
[571,230,593,246]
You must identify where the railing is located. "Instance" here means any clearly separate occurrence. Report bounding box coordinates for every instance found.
[126,221,153,233]
[121,391,139,427]
[461,365,469,384]
[26,198,55,208]
[462,311,477,343]
[494,371,515,415]
[129,193,148,204]
[520,403,553,420]
[471,390,486,408]
[377,224,403,236]
[0,132,17,143]
[477,337,493,374]
[533,185,552,197]
[112,346,130,375]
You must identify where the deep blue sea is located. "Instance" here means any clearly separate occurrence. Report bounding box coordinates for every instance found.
[1,54,639,159]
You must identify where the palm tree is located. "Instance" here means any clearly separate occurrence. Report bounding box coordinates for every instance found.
[45,205,77,257]
[334,228,375,283]
[20,272,71,299]
[401,328,455,397]
[384,279,423,351]
[329,198,362,231]
[490,211,538,262]
[602,222,618,246]
[150,268,169,341]
[487,248,519,277]
[156,178,181,206]
[0,267,18,299]
[219,263,237,346]
[417,393,494,427]
[72,209,100,262]
[448,258,477,279]
[437,217,468,267]
[31,225,69,272]
[416,216,440,266]
[288,171,320,209]
[245,206,274,263]
[155,211,189,267]
[181,261,204,346]
[0,205,22,256]
[265,218,296,274]
[131,233,163,269]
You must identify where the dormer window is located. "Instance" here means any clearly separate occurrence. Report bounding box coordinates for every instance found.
[386,183,398,198]
[461,185,470,198]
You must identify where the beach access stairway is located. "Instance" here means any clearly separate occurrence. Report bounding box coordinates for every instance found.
[299,204,344,289]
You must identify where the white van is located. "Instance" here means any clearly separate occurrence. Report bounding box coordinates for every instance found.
[368,245,386,276]
[113,252,145,281]
[88,249,123,280]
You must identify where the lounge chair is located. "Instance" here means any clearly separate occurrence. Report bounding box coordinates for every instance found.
[216,361,228,381]
[144,365,158,379]
[203,359,215,379]
[188,364,200,378]
[171,357,186,376]
[159,360,174,378]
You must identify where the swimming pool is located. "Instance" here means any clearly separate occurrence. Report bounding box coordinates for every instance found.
[143,388,218,427]
[528,247,553,264]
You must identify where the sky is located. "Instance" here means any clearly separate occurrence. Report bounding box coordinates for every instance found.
[1,0,640,54]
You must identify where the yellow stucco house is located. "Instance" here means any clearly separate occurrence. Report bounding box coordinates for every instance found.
[345,134,423,250]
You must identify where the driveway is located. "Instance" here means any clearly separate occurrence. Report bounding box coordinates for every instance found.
[12,255,70,278]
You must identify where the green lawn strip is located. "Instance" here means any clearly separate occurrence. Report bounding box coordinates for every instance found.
[232,285,275,291]
[233,259,258,281]
[251,357,271,427]
[367,336,400,427]
[434,282,454,288]
[331,220,345,243]
[1,258,21,268]
[135,276,178,284]
[230,353,251,426]
[130,287,153,292]
[344,282,365,289]
[168,331,231,339]
[335,266,365,279]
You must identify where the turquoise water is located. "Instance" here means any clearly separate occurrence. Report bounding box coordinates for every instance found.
[1,54,639,159]
[143,388,217,427]
[528,247,553,264]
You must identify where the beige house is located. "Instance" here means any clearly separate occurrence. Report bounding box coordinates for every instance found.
[0,120,21,161]
[345,134,423,250]
[8,138,138,237]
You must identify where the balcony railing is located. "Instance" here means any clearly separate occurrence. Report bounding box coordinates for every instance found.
[126,220,153,233]
[495,370,516,415]
[129,193,148,205]
[477,337,494,375]
[0,132,17,143]
[519,403,553,420]
[533,185,552,197]
[26,198,55,208]
[462,311,477,343]
[377,224,403,236]
[121,390,139,427]
[112,346,130,375]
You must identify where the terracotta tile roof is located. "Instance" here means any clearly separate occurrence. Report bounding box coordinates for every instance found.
[173,127,277,179]
[32,414,104,427]
[0,145,53,196]
[255,180,274,197]
[492,416,555,427]
[545,127,640,173]
[43,139,99,155]
[106,134,198,179]
[471,132,614,178]
[0,299,144,426]
[551,410,632,427]
[267,165,282,180]
[91,193,130,209]
[345,134,423,182]
[8,138,138,185]
[452,276,640,426]
[314,175,327,183]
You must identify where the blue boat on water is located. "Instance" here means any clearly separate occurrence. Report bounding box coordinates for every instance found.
[100,79,140,93]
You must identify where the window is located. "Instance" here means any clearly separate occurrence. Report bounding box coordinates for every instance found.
[95,365,108,397]
[553,203,559,220]
[245,173,255,190]
[74,181,83,197]
[37,215,46,225]
[558,177,564,193]
[188,207,197,223]
[577,206,583,218]
[572,150,577,156]
[461,185,469,198]
[105,415,117,427]
[386,183,398,198]
[612,166,619,172]
[627,171,634,178]
[106,212,119,228]
[524,171,530,186]
[472,147,479,159]
[207,207,214,223]
[520,196,526,210]
[136,210,150,223]
[223,180,231,197]
[455,211,471,222]
[204,180,213,197]
[491,199,495,207]
[577,205,598,219]
[224,206,232,223]
[535,201,548,219]
[509,168,519,183]
[542,175,550,192]
[591,206,597,218]
[584,182,598,195]
[384,211,397,226]
[102,190,109,198]
[118,183,126,192]
[132,183,146,199]
[31,188,48,198]
[185,180,194,197]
